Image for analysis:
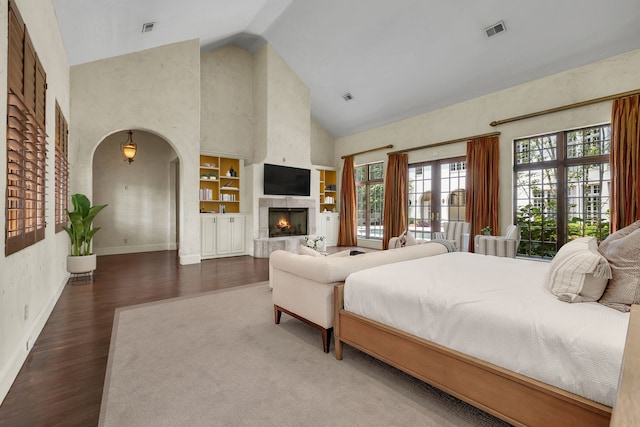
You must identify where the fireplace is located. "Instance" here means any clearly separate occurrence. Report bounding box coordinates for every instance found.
[269,208,308,237]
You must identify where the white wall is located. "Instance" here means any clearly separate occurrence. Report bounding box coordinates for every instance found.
[92,131,178,255]
[0,0,70,404]
[335,48,640,238]
[69,40,201,265]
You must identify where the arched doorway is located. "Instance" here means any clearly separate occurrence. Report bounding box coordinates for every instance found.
[91,130,179,255]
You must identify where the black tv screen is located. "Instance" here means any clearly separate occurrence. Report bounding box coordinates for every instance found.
[264,163,311,196]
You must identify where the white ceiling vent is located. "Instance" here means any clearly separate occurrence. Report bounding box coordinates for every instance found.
[142,22,155,33]
[484,21,506,38]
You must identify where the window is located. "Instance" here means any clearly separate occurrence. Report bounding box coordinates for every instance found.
[355,162,384,239]
[55,102,69,232]
[6,1,48,256]
[514,125,610,259]
[408,157,466,240]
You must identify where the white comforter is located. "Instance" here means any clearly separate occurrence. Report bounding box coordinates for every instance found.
[344,252,630,407]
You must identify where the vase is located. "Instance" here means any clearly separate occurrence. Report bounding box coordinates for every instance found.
[67,254,97,274]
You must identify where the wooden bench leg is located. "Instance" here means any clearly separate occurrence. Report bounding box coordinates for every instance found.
[322,328,333,354]
[274,305,282,324]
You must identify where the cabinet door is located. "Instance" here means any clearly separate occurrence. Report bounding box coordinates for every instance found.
[201,216,217,258]
[327,214,340,246]
[216,217,232,255]
[230,215,245,253]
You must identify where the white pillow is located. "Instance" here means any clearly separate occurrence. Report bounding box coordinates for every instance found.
[299,245,323,257]
[546,236,612,303]
[405,231,418,246]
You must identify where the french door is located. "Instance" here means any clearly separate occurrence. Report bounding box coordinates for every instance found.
[408,157,466,240]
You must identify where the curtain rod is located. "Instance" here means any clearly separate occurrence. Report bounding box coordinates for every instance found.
[341,144,394,159]
[490,88,640,127]
[387,131,500,155]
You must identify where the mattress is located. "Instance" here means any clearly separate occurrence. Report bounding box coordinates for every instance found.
[343,252,630,407]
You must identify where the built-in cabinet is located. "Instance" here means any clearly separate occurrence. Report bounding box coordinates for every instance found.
[319,212,340,247]
[201,214,246,259]
[318,168,337,213]
[200,154,241,214]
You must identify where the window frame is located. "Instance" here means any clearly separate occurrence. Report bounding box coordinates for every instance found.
[54,101,69,233]
[513,124,611,259]
[355,162,384,240]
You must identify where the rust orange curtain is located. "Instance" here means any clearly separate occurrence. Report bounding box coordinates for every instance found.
[338,156,358,246]
[382,153,408,249]
[611,95,640,231]
[465,136,500,252]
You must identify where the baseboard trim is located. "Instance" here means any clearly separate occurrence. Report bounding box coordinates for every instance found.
[95,243,176,256]
[0,273,69,405]
[179,253,201,265]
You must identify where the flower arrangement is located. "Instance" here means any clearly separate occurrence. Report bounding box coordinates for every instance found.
[304,235,325,251]
[481,225,491,235]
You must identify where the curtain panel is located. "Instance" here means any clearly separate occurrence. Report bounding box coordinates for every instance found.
[382,153,408,249]
[465,136,500,252]
[611,94,640,231]
[338,156,358,246]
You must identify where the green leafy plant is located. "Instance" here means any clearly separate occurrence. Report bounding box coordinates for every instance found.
[63,194,108,256]
[481,226,491,233]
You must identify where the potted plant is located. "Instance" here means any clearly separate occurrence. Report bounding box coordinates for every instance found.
[63,193,108,274]
[481,226,492,236]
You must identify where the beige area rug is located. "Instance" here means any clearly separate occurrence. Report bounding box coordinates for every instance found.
[99,283,510,427]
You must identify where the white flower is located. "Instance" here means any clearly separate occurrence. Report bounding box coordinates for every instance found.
[305,235,324,250]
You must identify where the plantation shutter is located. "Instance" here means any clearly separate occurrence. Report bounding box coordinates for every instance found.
[6,0,48,256]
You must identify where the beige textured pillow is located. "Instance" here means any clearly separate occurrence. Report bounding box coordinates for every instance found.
[546,237,612,303]
[598,221,640,312]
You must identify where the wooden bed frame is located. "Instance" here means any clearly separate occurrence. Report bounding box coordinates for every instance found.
[334,284,639,427]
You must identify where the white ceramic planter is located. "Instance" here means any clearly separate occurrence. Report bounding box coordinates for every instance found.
[67,254,97,274]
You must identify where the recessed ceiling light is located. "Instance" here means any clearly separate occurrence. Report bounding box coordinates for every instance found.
[484,21,506,38]
[142,22,155,33]
[342,92,353,101]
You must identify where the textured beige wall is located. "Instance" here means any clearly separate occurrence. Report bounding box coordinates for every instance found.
[201,46,254,158]
[264,44,311,167]
[92,131,178,254]
[0,0,70,404]
[311,116,335,167]
[335,48,640,237]
[70,40,201,265]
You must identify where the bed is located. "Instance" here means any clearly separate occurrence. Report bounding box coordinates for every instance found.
[333,252,639,426]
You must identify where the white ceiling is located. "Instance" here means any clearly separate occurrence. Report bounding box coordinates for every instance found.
[52,0,640,137]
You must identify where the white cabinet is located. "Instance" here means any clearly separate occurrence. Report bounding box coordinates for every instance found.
[216,215,245,255]
[319,212,339,247]
[201,214,246,259]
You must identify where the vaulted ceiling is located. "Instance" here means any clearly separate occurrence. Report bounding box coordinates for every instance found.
[52,0,640,137]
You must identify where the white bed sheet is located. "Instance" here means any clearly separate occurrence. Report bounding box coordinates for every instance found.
[344,252,630,407]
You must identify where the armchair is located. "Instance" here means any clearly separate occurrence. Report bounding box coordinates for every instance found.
[433,221,470,252]
[475,224,521,258]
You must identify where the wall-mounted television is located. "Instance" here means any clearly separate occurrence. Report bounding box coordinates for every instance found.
[264,163,311,196]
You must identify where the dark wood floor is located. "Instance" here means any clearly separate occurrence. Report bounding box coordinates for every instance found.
[0,251,270,426]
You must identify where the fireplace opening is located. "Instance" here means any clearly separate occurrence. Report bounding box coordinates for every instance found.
[269,208,308,237]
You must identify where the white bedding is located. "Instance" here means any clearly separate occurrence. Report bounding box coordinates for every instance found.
[343,252,630,407]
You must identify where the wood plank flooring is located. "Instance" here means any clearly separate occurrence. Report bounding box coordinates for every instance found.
[0,251,270,426]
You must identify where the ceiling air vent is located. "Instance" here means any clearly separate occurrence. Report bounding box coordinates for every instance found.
[484,21,506,38]
[342,92,353,101]
[142,22,155,33]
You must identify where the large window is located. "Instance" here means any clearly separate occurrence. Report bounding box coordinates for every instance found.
[6,1,48,256]
[408,157,466,240]
[355,162,384,239]
[55,102,69,232]
[514,125,611,258]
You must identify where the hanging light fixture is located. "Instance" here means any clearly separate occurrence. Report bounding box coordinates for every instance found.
[121,130,137,164]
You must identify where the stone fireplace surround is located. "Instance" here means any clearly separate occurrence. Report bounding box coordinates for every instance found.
[254,197,317,258]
